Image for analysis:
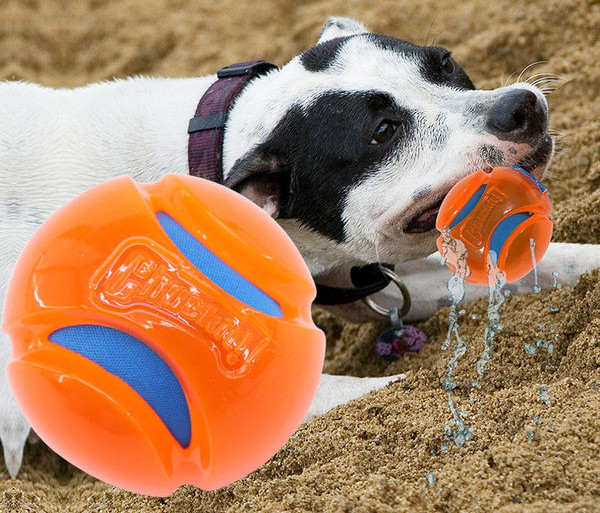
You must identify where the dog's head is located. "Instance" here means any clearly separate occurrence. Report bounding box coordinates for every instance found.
[223,17,553,276]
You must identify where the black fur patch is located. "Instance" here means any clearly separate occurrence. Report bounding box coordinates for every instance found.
[369,35,475,90]
[301,34,476,92]
[248,91,415,242]
[479,144,505,166]
[300,36,355,72]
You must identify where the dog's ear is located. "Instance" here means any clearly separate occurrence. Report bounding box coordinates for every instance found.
[317,17,369,44]
[223,149,288,218]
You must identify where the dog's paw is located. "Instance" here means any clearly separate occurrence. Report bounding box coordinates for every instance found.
[303,373,404,422]
[0,337,31,478]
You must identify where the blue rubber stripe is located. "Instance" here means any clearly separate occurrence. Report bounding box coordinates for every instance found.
[449,185,487,229]
[49,324,192,447]
[156,211,282,318]
[511,165,547,193]
[488,212,532,265]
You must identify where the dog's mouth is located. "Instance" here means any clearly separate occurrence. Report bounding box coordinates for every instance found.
[514,134,553,179]
[403,196,446,233]
[402,138,553,234]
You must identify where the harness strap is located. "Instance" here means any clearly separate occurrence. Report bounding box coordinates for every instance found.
[187,60,277,182]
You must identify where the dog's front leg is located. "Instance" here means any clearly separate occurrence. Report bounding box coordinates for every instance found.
[303,373,404,422]
[370,242,600,321]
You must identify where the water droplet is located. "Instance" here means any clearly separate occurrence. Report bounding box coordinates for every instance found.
[503,289,512,297]
[471,314,479,320]
[444,424,453,439]
[530,239,541,293]
[440,444,450,453]
[524,343,538,355]
[442,377,458,391]
[426,472,436,485]
[552,270,561,289]
[532,415,543,423]
[444,394,474,448]
[549,305,560,312]
[526,431,534,441]
[539,386,550,404]
[538,324,546,331]
[454,433,466,447]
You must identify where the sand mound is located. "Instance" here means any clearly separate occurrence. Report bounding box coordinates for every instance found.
[2,0,600,510]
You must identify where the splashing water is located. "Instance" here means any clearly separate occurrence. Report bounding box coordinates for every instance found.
[524,339,554,356]
[438,228,514,446]
[530,238,542,294]
[536,339,554,354]
[444,392,474,447]
[539,386,550,404]
[524,343,538,355]
[476,254,507,377]
[552,270,562,289]
[439,227,470,391]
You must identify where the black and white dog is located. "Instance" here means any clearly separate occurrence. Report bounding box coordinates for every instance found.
[1,16,598,478]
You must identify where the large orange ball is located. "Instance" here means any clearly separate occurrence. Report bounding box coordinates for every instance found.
[2,174,324,496]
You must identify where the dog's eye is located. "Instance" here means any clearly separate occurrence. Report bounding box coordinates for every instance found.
[441,52,455,74]
[370,120,397,145]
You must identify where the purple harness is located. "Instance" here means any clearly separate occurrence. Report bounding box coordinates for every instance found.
[187,61,277,182]
[186,61,394,306]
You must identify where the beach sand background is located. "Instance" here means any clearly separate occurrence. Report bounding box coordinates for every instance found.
[1,0,600,511]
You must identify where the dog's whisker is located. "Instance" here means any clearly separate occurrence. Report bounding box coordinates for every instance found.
[526,72,561,82]
[423,20,438,46]
[530,78,560,90]
[516,61,548,84]
[430,31,443,46]
[503,69,520,87]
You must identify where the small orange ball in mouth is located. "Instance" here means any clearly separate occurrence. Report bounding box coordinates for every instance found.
[435,166,553,286]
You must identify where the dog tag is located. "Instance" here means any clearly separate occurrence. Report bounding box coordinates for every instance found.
[375,308,428,362]
[362,269,428,361]
[375,325,428,361]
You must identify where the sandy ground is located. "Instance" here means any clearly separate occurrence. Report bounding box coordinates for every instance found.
[2,0,600,511]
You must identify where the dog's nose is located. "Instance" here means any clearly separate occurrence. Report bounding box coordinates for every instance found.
[486,89,547,141]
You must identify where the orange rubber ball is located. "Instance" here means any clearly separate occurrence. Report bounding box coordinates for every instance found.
[435,166,553,285]
[2,174,325,496]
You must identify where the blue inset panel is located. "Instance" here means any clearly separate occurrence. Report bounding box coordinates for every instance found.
[156,211,282,317]
[449,185,487,229]
[511,165,547,193]
[49,324,192,447]
[488,212,532,265]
